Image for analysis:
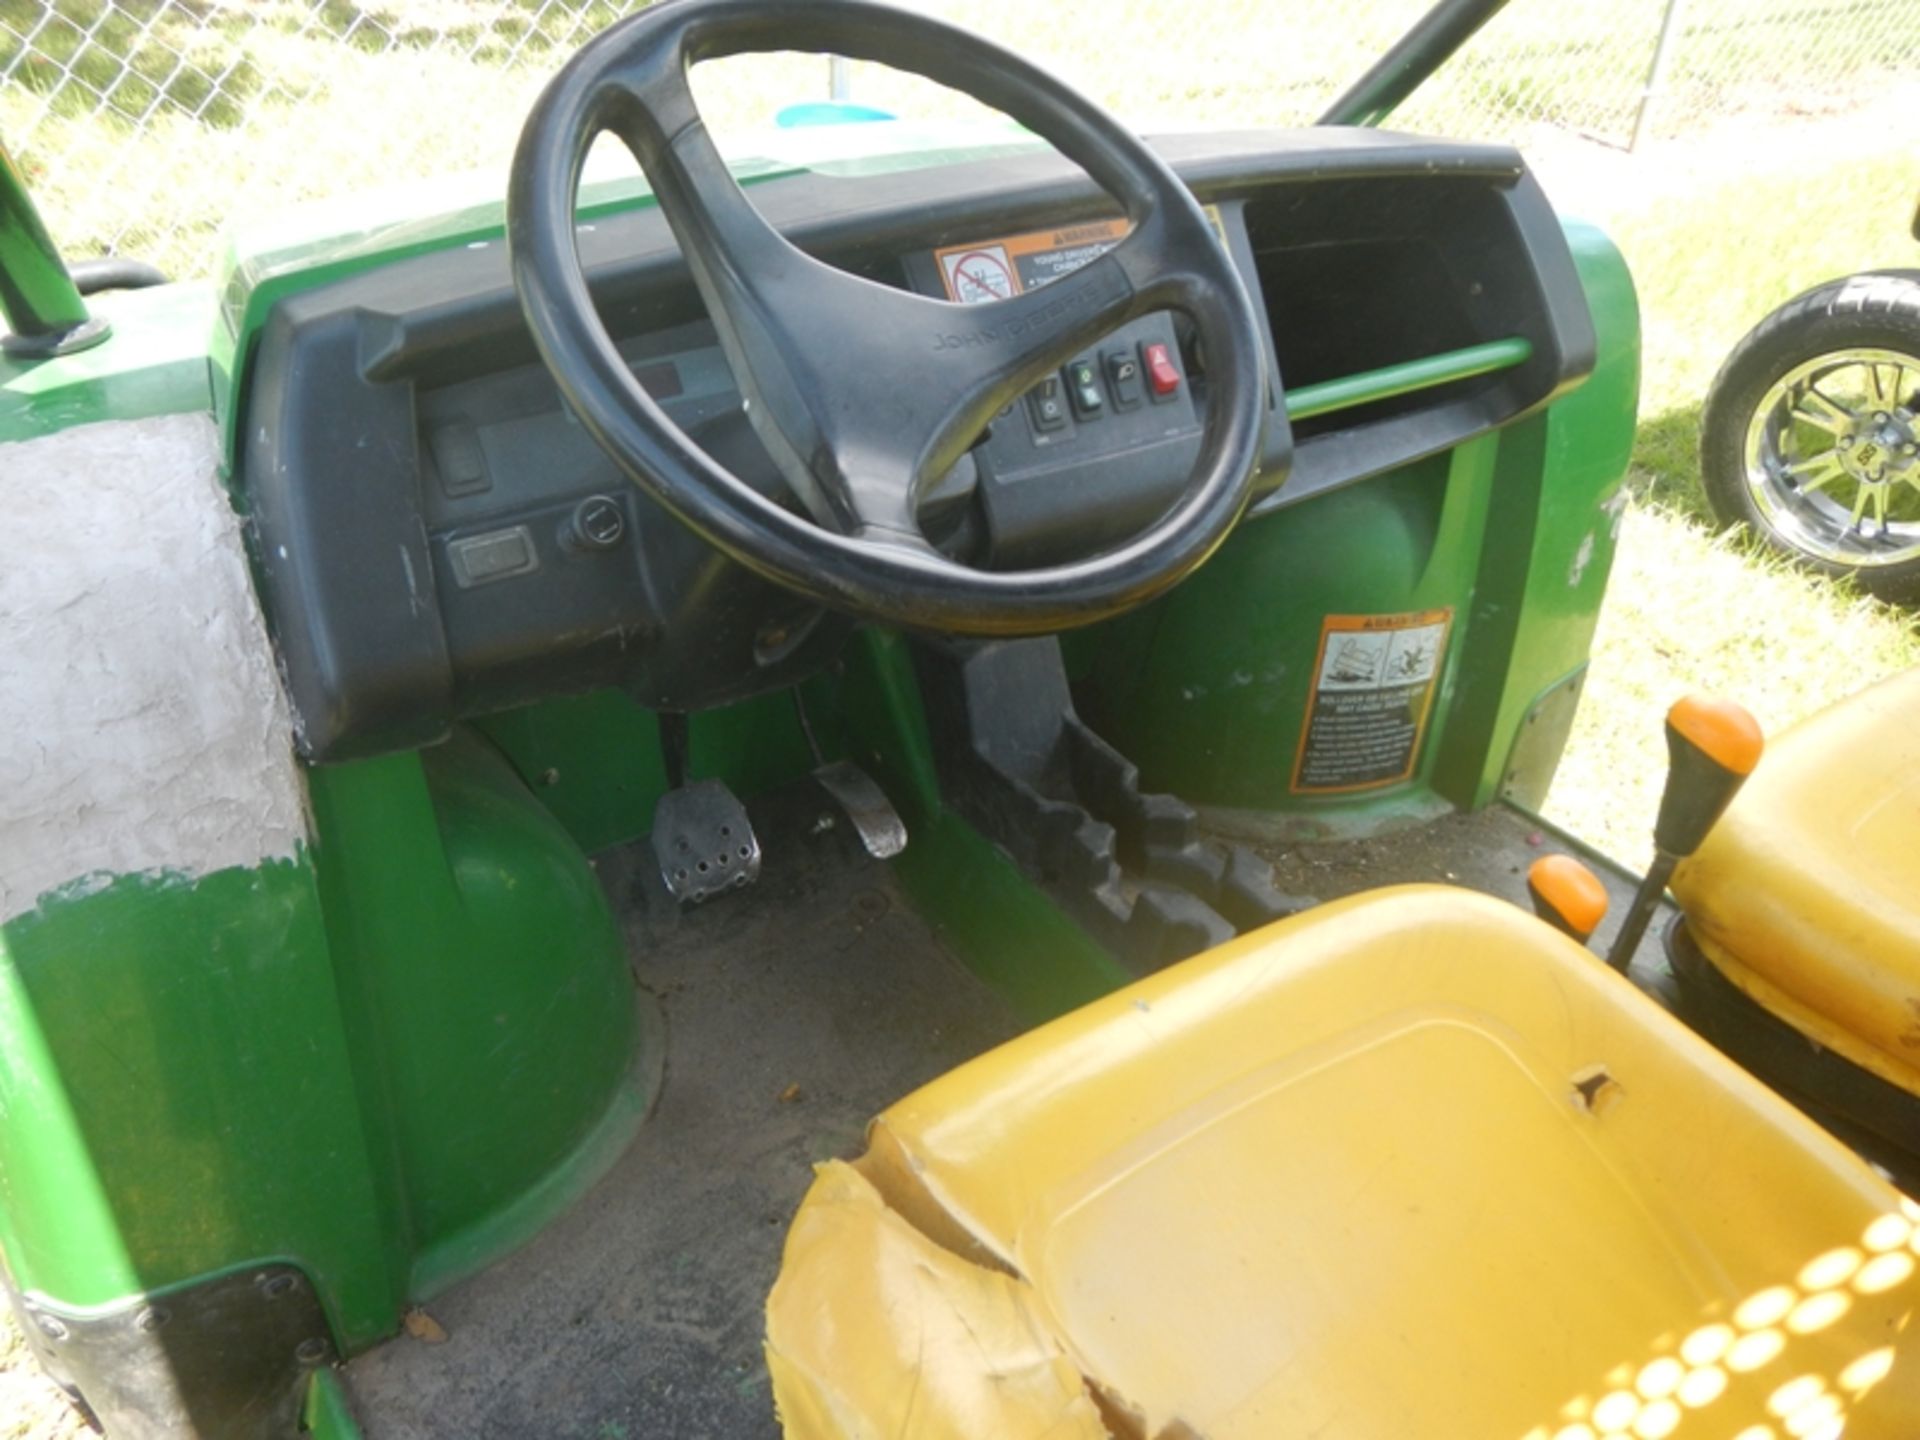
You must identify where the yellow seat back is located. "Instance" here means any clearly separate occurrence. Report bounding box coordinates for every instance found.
[1674,667,1920,1097]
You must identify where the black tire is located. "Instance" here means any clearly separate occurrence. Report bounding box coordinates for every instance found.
[1700,269,1920,604]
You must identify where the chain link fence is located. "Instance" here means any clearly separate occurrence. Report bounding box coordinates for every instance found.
[4,0,1918,279]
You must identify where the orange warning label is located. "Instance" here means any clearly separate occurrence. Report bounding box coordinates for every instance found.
[1292,609,1453,794]
[935,217,1132,304]
[933,208,1224,305]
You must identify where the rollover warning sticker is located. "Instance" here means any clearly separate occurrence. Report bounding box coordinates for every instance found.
[1292,609,1453,794]
[933,209,1226,305]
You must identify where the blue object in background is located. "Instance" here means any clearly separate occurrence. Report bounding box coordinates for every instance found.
[775,100,898,127]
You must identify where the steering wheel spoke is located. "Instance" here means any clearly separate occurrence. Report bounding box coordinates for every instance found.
[508,0,1268,634]
[975,250,1138,370]
[606,82,791,297]
[600,66,1002,543]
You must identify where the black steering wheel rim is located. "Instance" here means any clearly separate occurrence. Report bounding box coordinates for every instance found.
[507,0,1268,635]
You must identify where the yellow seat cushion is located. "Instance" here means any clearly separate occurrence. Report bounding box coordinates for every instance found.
[767,886,1920,1440]
[1673,668,1920,1098]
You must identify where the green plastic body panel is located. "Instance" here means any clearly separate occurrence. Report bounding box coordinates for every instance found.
[304,732,646,1308]
[303,1370,364,1440]
[0,862,390,1328]
[476,687,821,855]
[1434,221,1640,805]
[0,730,650,1353]
[0,281,215,440]
[0,141,94,341]
[1074,219,1638,837]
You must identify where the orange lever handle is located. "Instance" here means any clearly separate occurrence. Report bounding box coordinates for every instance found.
[1667,694,1764,777]
[1527,854,1609,944]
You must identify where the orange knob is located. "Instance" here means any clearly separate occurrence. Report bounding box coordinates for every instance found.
[1527,855,1610,943]
[1667,695,1764,777]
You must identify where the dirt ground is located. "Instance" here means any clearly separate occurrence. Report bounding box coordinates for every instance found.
[1,1312,87,1440]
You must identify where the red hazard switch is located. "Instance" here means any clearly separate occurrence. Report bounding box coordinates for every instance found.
[1142,340,1181,400]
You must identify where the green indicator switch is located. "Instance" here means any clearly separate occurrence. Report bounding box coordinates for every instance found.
[1066,357,1104,419]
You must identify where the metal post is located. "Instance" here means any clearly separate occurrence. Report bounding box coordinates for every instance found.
[0,138,108,359]
[1318,0,1518,128]
[828,55,852,102]
[1630,0,1688,152]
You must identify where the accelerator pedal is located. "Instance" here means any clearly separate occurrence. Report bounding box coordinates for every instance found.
[651,779,762,905]
[813,760,908,859]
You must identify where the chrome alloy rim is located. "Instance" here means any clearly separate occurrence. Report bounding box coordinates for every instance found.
[1745,348,1920,567]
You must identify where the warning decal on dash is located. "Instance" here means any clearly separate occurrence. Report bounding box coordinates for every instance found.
[936,216,1132,304]
[1292,609,1453,795]
[933,208,1226,306]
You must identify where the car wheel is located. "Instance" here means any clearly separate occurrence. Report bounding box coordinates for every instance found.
[1701,269,1920,604]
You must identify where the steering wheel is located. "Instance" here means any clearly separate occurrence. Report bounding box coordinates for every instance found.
[508,0,1267,635]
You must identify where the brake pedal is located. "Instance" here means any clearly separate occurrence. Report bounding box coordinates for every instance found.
[813,760,908,859]
[651,780,762,904]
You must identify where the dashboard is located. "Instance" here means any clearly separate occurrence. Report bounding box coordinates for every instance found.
[240,129,1596,762]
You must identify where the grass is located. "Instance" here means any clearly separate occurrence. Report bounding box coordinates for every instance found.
[1550,507,1920,868]
[1531,112,1920,864]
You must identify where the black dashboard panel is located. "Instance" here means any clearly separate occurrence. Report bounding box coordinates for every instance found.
[240,129,1596,762]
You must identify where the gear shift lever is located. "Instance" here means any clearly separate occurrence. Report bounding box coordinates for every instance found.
[1605,695,1764,973]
